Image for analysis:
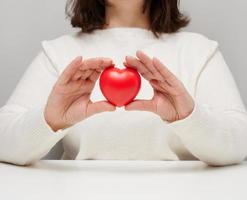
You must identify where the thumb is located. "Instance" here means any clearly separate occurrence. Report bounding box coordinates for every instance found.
[125,99,154,112]
[87,100,116,117]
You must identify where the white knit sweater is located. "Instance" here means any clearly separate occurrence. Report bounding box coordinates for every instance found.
[1,27,247,166]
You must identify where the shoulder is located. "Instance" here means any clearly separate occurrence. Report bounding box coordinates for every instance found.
[41,32,83,54]
[161,31,218,52]
[160,32,220,95]
[41,32,84,72]
[41,31,92,48]
[174,31,216,42]
[179,31,218,52]
[161,31,219,66]
[41,32,83,47]
[158,31,219,66]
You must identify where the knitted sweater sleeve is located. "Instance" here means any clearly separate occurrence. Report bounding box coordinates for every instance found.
[166,50,247,166]
[0,51,72,166]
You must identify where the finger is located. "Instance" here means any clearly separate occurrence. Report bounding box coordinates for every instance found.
[72,69,93,81]
[58,56,83,84]
[81,70,100,93]
[125,56,153,81]
[153,57,179,87]
[73,57,109,81]
[124,99,155,112]
[72,70,83,81]
[136,50,164,81]
[81,57,113,71]
[77,70,101,94]
[87,101,116,117]
[150,79,172,92]
[88,70,101,82]
[74,71,100,94]
[83,71,101,93]
[150,80,167,93]
[81,70,94,80]
[151,78,186,97]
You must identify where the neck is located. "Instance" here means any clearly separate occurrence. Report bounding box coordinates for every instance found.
[104,1,150,29]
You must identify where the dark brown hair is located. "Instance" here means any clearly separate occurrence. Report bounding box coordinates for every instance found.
[66,0,190,38]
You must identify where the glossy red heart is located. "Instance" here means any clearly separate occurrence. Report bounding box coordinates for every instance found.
[99,65,141,107]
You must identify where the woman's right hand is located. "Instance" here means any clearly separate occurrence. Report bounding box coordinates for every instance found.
[44,56,116,132]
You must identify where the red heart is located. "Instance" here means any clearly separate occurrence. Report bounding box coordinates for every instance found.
[99,65,141,107]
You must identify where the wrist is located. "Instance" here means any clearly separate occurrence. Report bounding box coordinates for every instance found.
[45,118,67,132]
[177,102,195,121]
[44,113,71,132]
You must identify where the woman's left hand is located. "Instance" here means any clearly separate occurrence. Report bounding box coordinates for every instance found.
[124,50,195,123]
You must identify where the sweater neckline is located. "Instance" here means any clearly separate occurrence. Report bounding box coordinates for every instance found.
[92,27,159,40]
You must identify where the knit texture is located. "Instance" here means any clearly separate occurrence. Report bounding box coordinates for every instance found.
[1,27,247,166]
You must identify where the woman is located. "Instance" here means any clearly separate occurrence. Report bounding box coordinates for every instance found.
[0,0,247,166]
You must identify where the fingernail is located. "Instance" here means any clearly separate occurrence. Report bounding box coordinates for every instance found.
[108,63,115,68]
[76,56,82,62]
[136,50,142,56]
[104,58,112,62]
[153,57,160,62]
[127,55,135,58]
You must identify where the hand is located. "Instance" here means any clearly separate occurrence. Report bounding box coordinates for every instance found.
[124,50,195,123]
[44,56,116,132]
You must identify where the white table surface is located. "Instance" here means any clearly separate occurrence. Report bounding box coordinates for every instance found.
[0,160,246,200]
